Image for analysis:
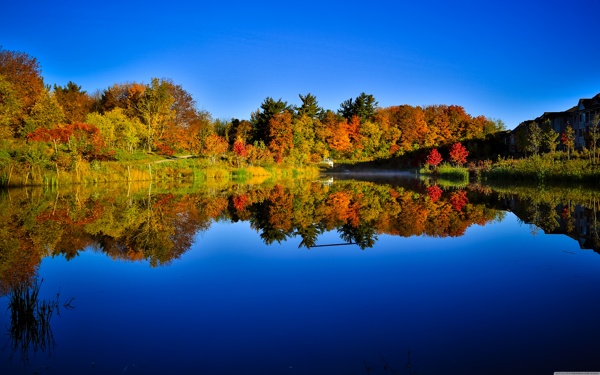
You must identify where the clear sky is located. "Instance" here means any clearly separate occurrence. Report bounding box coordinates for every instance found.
[2,0,599,129]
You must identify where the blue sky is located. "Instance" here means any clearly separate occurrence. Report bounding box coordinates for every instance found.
[2,0,599,129]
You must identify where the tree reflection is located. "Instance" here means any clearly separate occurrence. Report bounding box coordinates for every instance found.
[2,179,600,278]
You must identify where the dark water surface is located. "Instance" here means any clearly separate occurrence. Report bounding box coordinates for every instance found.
[1,179,599,374]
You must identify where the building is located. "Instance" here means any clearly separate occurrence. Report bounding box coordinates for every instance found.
[531,93,600,150]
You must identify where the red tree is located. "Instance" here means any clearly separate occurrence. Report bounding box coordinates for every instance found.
[449,142,468,166]
[426,148,443,167]
[233,138,247,158]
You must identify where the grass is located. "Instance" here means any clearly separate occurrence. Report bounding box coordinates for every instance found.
[420,163,469,184]
[483,154,600,183]
[0,155,322,187]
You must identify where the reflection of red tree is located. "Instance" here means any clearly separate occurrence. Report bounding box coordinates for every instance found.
[36,201,103,226]
[427,185,443,202]
[233,194,247,211]
[449,190,468,212]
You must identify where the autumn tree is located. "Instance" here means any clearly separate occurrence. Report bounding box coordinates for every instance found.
[26,126,72,153]
[137,78,175,152]
[424,105,452,146]
[358,119,383,157]
[291,114,316,165]
[386,105,428,152]
[374,108,402,155]
[22,89,65,134]
[213,118,231,139]
[233,137,247,167]
[449,142,468,166]
[268,111,294,163]
[86,108,145,152]
[485,118,506,135]
[346,115,362,151]
[161,79,212,153]
[251,97,291,144]
[53,81,92,124]
[229,119,253,145]
[203,133,228,164]
[426,148,443,168]
[0,48,45,130]
[0,75,21,138]
[446,105,471,139]
[325,114,352,156]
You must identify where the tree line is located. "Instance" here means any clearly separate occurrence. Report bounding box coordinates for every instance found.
[0,47,507,177]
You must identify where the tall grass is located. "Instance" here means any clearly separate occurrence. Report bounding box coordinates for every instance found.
[484,155,600,183]
[420,163,469,184]
[0,157,322,188]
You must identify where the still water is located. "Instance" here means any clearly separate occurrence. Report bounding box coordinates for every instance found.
[1,178,599,374]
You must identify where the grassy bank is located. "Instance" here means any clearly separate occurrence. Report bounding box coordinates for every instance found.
[481,155,600,184]
[419,163,470,184]
[0,156,321,187]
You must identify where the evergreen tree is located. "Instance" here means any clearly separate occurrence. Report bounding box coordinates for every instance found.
[296,93,322,119]
[250,97,290,144]
[338,92,378,122]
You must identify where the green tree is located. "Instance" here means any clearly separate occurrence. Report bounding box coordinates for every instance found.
[137,78,175,152]
[588,114,600,164]
[213,118,231,139]
[291,114,316,166]
[0,75,21,138]
[251,97,291,144]
[229,119,253,145]
[541,119,559,155]
[338,92,378,122]
[23,89,65,135]
[525,121,542,156]
[97,82,145,117]
[358,120,382,157]
[296,93,322,119]
[86,108,144,152]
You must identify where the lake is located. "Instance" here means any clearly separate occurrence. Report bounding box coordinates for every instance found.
[1,177,599,374]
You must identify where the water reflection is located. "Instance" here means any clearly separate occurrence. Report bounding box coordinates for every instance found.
[0,179,599,285]
[5,279,74,362]
[494,185,600,253]
[1,179,600,374]
[0,180,494,275]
